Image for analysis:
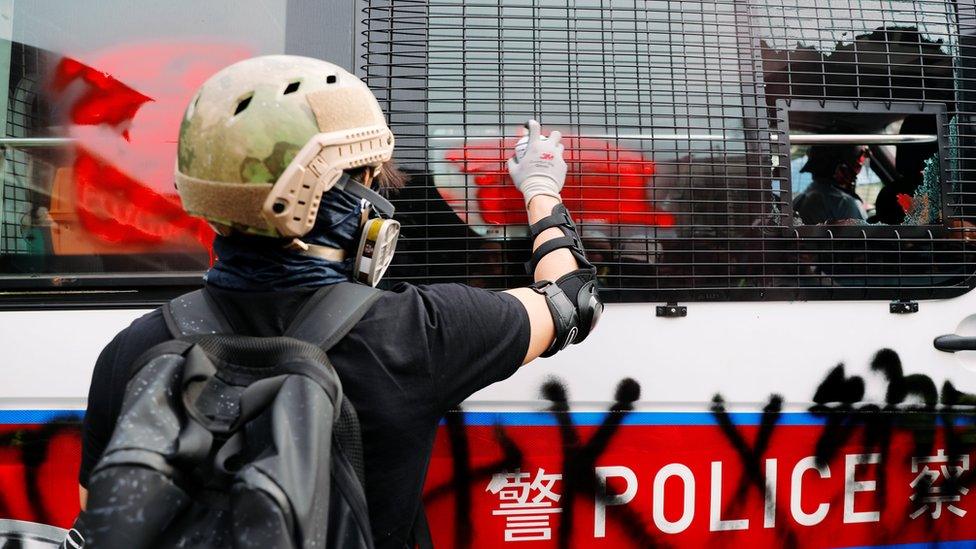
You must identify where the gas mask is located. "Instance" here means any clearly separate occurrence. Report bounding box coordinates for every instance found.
[346,173,400,287]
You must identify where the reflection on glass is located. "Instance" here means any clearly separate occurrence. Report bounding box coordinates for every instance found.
[0,1,287,279]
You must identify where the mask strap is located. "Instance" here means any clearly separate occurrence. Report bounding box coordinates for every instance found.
[335,173,396,218]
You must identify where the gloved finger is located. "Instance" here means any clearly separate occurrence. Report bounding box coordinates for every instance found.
[526,119,541,142]
[549,130,562,146]
[556,143,565,156]
[507,156,518,173]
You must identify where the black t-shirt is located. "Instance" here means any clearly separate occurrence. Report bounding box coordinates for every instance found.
[80,282,530,548]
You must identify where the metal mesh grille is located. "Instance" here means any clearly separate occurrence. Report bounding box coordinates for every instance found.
[363,0,976,302]
[0,42,44,256]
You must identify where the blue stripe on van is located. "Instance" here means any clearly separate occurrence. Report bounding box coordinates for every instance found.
[1,409,971,428]
[840,542,976,549]
[0,409,84,424]
[456,411,827,427]
[0,409,810,426]
[451,411,975,427]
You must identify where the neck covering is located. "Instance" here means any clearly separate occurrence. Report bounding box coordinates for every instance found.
[205,177,364,291]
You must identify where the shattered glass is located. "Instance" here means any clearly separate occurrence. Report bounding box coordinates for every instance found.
[906,117,956,225]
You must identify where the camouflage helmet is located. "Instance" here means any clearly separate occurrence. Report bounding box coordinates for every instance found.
[175,55,393,237]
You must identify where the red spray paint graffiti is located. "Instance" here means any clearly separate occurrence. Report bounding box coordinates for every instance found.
[72,151,213,247]
[49,58,153,141]
[0,424,81,529]
[445,137,675,227]
[47,43,254,252]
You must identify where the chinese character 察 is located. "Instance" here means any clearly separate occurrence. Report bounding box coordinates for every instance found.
[909,449,970,520]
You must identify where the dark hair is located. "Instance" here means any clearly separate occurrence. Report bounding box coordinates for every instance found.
[347,158,408,191]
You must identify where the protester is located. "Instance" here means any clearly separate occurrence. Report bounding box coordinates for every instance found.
[77,55,601,548]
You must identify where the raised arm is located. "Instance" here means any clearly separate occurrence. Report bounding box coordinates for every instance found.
[504,120,602,364]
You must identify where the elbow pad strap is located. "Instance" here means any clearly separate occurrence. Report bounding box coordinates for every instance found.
[528,204,575,238]
[531,268,603,358]
[524,203,593,274]
[526,236,586,274]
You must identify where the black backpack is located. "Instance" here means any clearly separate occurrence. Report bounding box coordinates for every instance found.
[72,282,381,549]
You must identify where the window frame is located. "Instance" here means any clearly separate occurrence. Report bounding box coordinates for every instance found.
[775,99,952,229]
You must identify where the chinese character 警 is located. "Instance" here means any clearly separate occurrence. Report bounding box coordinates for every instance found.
[487,468,563,542]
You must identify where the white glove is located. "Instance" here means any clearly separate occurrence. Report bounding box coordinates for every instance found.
[507,119,566,206]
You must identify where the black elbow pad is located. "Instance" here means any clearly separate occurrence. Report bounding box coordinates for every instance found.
[531,268,603,357]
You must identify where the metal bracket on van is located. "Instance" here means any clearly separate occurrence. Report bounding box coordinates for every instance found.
[656,303,687,318]
[889,300,918,314]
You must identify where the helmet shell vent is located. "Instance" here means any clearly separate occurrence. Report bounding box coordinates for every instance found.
[283,80,301,95]
[234,94,253,116]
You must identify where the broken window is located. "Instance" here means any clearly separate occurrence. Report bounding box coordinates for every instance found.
[779,101,949,227]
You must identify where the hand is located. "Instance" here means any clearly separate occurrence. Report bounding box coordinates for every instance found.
[507,119,566,206]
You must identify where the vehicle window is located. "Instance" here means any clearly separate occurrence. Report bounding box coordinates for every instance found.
[366,0,974,302]
[0,1,288,298]
[781,103,948,227]
[2,1,972,304]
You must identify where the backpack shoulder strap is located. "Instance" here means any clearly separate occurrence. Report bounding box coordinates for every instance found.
[285,282,382,350]
[164,283,380,346]
[163,289,234,338]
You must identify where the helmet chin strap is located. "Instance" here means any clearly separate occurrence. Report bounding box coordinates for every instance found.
[285,237,347,261]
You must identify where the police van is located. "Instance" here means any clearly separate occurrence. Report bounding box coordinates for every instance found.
[0,0,974,547]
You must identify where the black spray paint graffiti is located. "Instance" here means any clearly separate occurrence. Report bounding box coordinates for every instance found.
[809,349,976,532]
[424,377,672,548]
[2,351,973,545]
[709,394,800,548]
[426,348,975,547]
[540,378,664,549]
[711,348,976,545]
[422,414,523,548]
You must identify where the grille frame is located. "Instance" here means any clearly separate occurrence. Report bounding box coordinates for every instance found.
[362,0,976,303]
